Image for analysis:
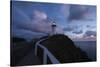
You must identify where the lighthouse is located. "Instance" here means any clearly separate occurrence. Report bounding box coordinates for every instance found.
[51,21,57,35]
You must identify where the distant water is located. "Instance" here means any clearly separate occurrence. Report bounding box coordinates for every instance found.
[74,41,96,61]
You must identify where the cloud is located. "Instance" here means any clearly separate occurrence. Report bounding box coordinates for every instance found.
[72,30,96,41]
[12,6,51,33]
[68,5,96,21]
[72,30,83,34]
[12,28,47,41]
[68,5,88,21]
[84,31,96,37]
[63,25,80,32]
[86,25,91,28]
[31,10,52,33]
[60,5,70,18]
[63,27,74,32]
[32,10,47,20]
[63,25,83,34]
[12,5,64,40]
[86,25,96,29]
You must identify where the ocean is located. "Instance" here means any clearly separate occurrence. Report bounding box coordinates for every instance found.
[74,41,96,61]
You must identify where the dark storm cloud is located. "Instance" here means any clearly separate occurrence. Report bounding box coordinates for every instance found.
[68,5,96,21]
[68,5,88,21]
[72,30,83,34]
[84,31,96,37]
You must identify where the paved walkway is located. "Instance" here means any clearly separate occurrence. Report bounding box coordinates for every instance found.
[17,48,42,66]
[11,42,42,66]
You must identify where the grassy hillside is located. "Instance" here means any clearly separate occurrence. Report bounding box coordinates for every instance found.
[40,34,91,63]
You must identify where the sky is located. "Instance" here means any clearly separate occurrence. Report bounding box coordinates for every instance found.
[11,1,96,41]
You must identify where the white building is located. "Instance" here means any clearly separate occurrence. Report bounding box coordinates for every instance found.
[51,21,57,35]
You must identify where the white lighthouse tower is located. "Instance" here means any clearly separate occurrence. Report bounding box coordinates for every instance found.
[51,21,57,35]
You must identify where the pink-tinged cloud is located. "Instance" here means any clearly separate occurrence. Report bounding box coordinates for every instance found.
[71,30,96,41]
[73,37,96,41]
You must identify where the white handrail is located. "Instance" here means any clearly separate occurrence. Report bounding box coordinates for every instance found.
[34,38,60,64]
